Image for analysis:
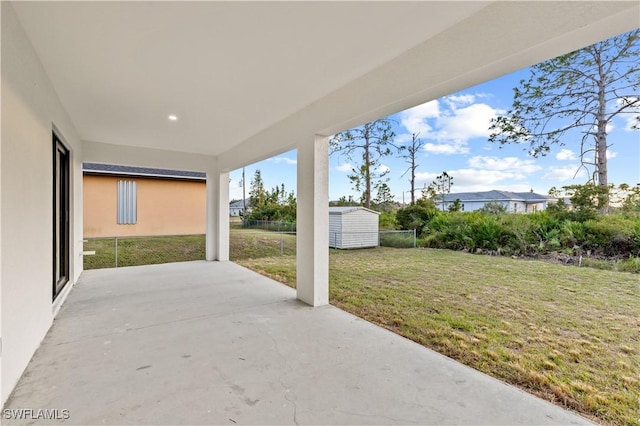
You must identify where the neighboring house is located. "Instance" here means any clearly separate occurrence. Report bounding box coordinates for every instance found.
[329,207,380,249]
[439,190,550,213]
[83,163,206,238]
[230,199,252,217]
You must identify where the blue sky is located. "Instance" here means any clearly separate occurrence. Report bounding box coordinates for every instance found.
[229,66,639,203]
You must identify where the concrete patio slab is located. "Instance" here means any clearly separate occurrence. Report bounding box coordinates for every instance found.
[4,261,592,425]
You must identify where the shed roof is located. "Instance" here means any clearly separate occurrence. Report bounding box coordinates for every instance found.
[329,207,380,215]
[83,163,206,180]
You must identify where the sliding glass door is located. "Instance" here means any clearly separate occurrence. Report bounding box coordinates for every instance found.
[53,133,70,300]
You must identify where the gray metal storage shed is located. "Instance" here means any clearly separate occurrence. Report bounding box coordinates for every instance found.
[329,207,380,249]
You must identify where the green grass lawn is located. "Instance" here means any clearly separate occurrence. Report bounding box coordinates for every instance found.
[229,229,296,260]
[84,231,640,424]
[234,236,639,425]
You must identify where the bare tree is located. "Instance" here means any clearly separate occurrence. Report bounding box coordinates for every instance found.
[398,133,426,205]
[330,119,396,209]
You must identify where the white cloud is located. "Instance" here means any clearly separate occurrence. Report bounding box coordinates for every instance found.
[377,164,390,174]
[423,142,469,155]
[414,172,438,184]
[467,156,541,173]
[414,168,526,188]
[444,94,476,109]
[556,149,576,161]
[450,169,527,186]
[400,96,504,155]
[336,163,353,172]
[543,166,588,181]
[269,157,297,165]
[399,100,440,136]
[435,103,502,142]
[607,149,618,159]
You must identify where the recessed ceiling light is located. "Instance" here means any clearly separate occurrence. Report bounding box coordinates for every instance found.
[168,114,178,121]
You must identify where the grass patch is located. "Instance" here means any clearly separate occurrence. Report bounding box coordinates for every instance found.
[84,235,206,269]
[229,229,296,260]
[233,231,640,425]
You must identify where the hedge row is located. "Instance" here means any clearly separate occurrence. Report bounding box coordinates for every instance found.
[395,209,640,258]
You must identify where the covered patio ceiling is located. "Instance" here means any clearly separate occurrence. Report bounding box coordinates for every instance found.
[10,1,639,170]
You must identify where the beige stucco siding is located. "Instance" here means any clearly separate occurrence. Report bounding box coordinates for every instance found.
[83,175,206,237]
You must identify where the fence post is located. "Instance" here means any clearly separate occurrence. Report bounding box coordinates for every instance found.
[115,236,118,268]
[413,229,417,248]
[280,232,284,256]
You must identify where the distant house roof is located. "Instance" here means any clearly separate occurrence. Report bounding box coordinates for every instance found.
[329,206,380,215]
[443,190,550,203]
[230,199,251,209]
[83,162,206,180]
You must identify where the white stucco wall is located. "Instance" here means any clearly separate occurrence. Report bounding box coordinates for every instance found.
[1,2,84,406]
[444,200,547,213]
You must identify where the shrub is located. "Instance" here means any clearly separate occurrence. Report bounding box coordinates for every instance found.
[423,212,474,250]
[396,205,438,237]
[499,214,535,254]
[582,216,640,256]
[468,213,509,251]
[477,201,507,215]
[379,211,398,230]
[402,206,640,264]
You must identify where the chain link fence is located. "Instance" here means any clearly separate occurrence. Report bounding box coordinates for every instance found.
[379,230,417,248]
[83,227,417,269]
[83,234,206,269]
[242,220,297,232]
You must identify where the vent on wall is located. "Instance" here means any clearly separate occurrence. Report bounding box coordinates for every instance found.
[117,180,137,224]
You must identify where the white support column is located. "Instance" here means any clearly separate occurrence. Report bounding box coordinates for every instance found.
[296,135,329,307]
[205,160,229,261]
[217,171,230,261]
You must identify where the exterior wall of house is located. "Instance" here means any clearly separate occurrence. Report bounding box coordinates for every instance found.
[1,2,84,406]
[510,201,527,213]
[329,209,379,249]
[525,202,546,213]
[444,200,546,213]
[443,200,501,212]
[83,175,206,238]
